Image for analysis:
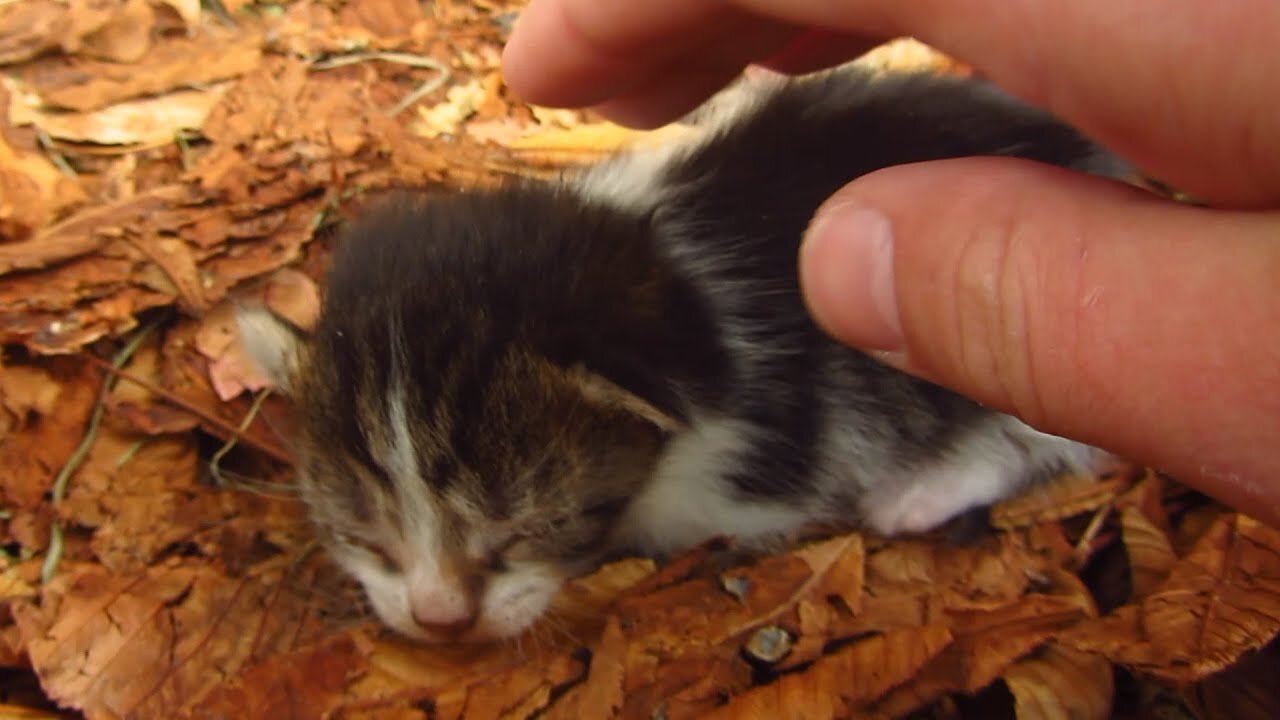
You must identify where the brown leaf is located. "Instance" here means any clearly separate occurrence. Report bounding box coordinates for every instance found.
[0,83,87,241]
[337,0,427,38]
[0,184,189,275]
[14,557,344,720]
[0,357,98,510]
[1062,513,1280,682]
[76,0,155,63]
[0,362,64,419]
[991,472,1127,530]
[12,84,230,146]
[505,122,694,168]
[0,0,120,65]
[709,624,954,720]
[1120,505,1177,599]
[1182,637,1280,720]
[183,633,370,720]
[562,616,625,719]
[22,25,263,112]
[1003,643,1114,720]
[60,424,300,573]
[0,566,37,603]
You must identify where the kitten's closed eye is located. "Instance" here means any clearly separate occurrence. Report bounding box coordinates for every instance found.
[581,497,630,519]
[486,532,527,572]
[336,532,401,574]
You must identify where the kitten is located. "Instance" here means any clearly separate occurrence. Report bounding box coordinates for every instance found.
[238,65,1125,644]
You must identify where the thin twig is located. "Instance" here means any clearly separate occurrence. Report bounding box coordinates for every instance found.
[385,73,452,117]
[42,321,159,583]
[1073,500,1115,568]
[308,50,452,117]
[173,129,200,171]
[80,353,293,465]
[208,387,273,486]
[35,127,77,177]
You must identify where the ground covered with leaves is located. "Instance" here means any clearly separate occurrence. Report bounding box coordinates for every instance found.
[0,1,1277,718]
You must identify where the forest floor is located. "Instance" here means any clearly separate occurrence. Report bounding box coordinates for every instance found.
[0,1,1277,718]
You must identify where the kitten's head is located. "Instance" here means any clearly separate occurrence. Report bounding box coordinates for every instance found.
[237,187,719,643]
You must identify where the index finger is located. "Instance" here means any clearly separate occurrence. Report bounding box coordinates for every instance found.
[501,0,795,108]
[505,0,1280,208]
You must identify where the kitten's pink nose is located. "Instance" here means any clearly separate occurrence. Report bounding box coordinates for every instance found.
[409,589,478,639]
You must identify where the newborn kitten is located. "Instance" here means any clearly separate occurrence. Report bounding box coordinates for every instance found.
[238,65,1125,644]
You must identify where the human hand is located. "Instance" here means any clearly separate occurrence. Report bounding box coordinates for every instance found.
[502,1,1280,525]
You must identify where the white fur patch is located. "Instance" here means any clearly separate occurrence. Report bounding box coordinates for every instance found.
[473,562,565,639]
[570,73,780,213]
[616,415,810,555]
[572,140,689,213]
[855,417,1099,536]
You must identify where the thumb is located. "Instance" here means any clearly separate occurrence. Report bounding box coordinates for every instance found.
[799,157,1280,525]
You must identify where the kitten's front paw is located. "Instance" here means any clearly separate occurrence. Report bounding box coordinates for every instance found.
[862,480,977,537]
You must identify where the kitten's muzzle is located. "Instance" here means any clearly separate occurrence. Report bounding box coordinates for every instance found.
[408,570,482,640]
[410,593,479,640]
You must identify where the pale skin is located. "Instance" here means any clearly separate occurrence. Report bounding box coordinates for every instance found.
[502,0,1280,526]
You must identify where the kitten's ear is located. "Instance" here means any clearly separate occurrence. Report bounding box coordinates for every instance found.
[566,366,684,436]
[235,304,305,393]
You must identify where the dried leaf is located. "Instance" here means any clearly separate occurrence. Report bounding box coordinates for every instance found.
[11,84,230,146]
[183,633,370,720]
[76,0,155,63]
[414,77,488,138]
[14,558,343,719]
[22,25,263,112]
[0,567,37,603]
[0,0,121,65]
[156,0,202,27]
[337,0,427,37]
[1120,505,1177,598]
[709,624,954,719]
[1062,513,1280,682]
[1003,644,1114,720]
[0,83,87,241]
[0,358,98,510]
[1182,637,1280,720]
[991,472,1127,530]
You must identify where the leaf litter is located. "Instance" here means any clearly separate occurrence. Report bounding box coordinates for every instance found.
[0,3,1276,718]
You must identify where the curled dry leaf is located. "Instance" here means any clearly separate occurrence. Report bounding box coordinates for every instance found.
[0,357,98,510]
[711,624,955,720]
[414,77,490,139]
[1181,637,1280,720]
[75,0,156,63]
[505,122,696,169]
[1003,643,1114,720]
[0,82,88,241]
[337,0,427,38]
[991,471,1129,530]
[19,24,263,112]
[156,0,202,28]
[1062,512,1280,682]
[182,633,370,720]
[0,0,123,65]
[13,557,345,720]
[1121,505,1178,598]
[10,84,231,146]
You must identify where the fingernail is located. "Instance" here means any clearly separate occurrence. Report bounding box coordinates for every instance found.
[800,204,904,351]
